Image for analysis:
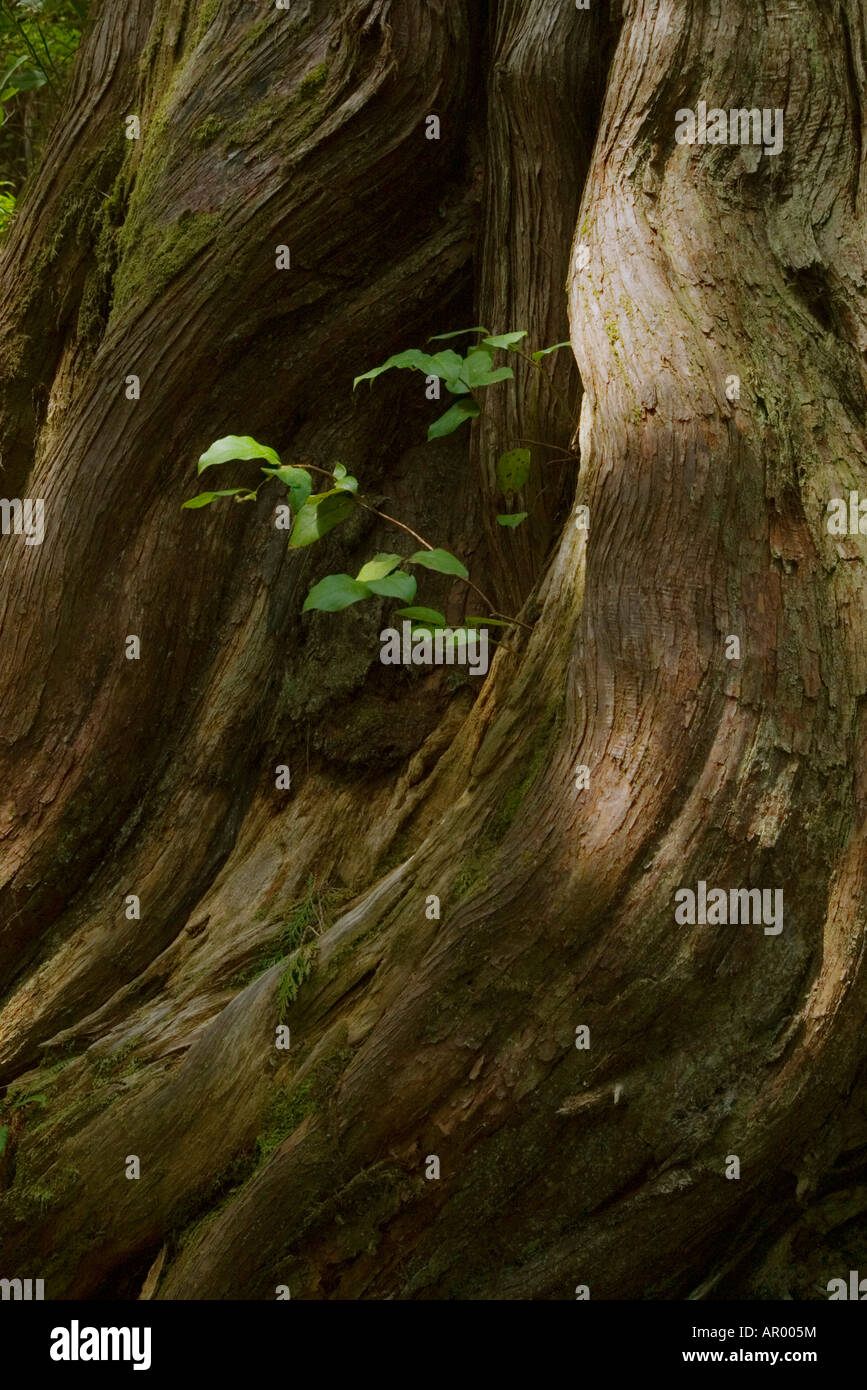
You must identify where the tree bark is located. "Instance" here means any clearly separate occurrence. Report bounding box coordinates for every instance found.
[2,0,867,1301]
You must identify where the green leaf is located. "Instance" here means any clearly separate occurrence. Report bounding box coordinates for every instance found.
[482,331,528,351]
[466,615,513,626]
[497,511,529,528]
[531,340,572,363]
[427,398,480,440]
[302,574,371,613]
[0,55,32,100]
[288,491,355,548]
[463,366,513,389]
[425,349,465,378]
[461,347,514,390]
[3,67,46,95]
[263,466,312,511]
[353,349,437,389]
[497,447,531,494]
[428,350,471,394]
[365,571,417,602]
[356,553,402,583]
[198,435,281,473]
[331,465,359,493]
[429,327,491,341]
[353,347,475,394]
[395,606,447,627]
[0,1126,7,1157]
[409,547,469,580]
[182,488,253,508]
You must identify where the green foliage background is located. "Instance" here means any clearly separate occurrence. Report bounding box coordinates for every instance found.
[0,0,87,231]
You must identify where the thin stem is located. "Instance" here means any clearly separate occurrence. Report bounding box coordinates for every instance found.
[33,17,62,84]
[514,347,574,428]
[268,464,534,631]
[350,494,432,552]
[351,497,531,628]
[515,435,580,463]
[351,496,532,629]
[299,463,335,478]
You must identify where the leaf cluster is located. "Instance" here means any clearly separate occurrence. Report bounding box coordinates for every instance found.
[183,330,574,633]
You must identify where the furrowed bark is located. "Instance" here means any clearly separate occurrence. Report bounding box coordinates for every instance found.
[2,0,867,1303]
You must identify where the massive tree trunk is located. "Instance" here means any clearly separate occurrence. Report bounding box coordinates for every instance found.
[2,0,866,1300]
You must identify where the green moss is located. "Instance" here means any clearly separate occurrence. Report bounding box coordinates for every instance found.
[86,1039,141,1082]
[277,943,316,1018]
[193,0,223,42]
[13,133,126,339]
[4,1086,48,1114]
[223,60,330,154]
[236,11,274,58]
[191,114,226,145]
[257,1077,316,1159]
[224,94,279,150]
[297,62,327,96]
[618,292,636,323]
[113,210,221,311]
[256,1047,355,1161]
[138,16,165,79]
[1,1162,80,1223]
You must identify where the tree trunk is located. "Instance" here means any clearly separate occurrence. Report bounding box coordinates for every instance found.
[2,0,867,1300]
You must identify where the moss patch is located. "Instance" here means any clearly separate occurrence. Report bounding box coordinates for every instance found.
[191,114,227,145]
[223,60,330,154]
[297,62,328,97]
[86,1039,142,1083]
[167,1151,259,1257]
[0,1161,80,1224]
[256,1047,355,1162]
[113,210,221,311]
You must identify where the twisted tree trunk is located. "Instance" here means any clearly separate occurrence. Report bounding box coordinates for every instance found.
[1,0,866,1300]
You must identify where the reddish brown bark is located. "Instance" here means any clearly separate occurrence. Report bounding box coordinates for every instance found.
[1,0,866,1301]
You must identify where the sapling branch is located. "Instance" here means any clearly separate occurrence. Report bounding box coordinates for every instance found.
[188,330,570,638]
[348,493,532,630]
